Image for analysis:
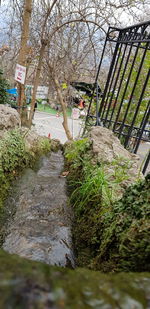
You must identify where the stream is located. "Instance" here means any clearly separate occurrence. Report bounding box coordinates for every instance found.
[3,151,75,268]
[1,151,150,308]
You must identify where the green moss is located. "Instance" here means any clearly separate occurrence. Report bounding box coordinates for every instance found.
[0,249,150,308]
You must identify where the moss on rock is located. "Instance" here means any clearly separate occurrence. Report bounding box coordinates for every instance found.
[0,249,150,308]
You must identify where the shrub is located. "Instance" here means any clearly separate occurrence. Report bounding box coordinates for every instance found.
[0,70,10,105]
[0,130,27,173]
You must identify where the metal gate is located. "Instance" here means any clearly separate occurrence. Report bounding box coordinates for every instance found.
[85,21,150,174]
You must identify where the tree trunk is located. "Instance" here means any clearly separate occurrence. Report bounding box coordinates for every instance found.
[17,0,32,125]
[27,0,58,127]
[28,41,47,127]
[54,76,73,141]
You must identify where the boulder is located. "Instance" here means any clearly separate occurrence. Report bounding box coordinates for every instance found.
[21,128,61,153]
[20,127,49,154]
[0,105,20,138]
[21,127,40,151]
[89,126,142,189]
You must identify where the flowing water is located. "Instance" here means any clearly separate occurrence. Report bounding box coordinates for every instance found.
[1,151,150,308]
[3,151,75,268]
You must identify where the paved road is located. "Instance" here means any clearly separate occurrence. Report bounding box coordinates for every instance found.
[33,111,150,173]
[33,111,83,144]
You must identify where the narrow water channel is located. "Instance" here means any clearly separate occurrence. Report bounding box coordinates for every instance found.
[3,151,75,268]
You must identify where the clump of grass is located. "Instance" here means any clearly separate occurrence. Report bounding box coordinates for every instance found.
[65,138,90,168]
[37,137,51,154]
[64,138,91,193]
[70,165,116,216]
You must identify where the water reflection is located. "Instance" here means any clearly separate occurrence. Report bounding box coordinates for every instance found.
[3,151,75,268]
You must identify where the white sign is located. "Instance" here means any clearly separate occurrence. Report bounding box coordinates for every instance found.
[15,64,26,84]
[72,108,80,119]
[36,86,48,99]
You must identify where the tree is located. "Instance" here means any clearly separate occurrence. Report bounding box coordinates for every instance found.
[44,20,102,139]
[17,0,32,125]
[27,0,107,136]
[1,0,149,139]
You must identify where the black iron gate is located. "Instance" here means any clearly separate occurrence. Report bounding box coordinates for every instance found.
[86,21,150,174]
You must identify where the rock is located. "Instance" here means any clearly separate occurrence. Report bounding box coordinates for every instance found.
[89,126,142,189]
[90,126,136,162]
[0,249,150,309]
[21,128,61,153]
[21,127,40,152]
[0,105,21,138]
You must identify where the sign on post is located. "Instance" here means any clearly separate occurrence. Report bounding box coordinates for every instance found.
[72,108,80,120]
[15,64,26,84]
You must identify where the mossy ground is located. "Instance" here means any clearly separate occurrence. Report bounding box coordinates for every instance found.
[64,138,150,272]
[0,249,150,309]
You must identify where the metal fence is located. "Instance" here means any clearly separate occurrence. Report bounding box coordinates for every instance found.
[85,21,150,174]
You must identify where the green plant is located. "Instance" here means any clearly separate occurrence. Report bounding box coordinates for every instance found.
[0,129,29,245]
[0,129,27,173]
[37,138,51,154]
[70,165,115,215]
[110,156,131,183]
[0,69,10,104]
[0,129,29,206]
[65,138,90,167]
